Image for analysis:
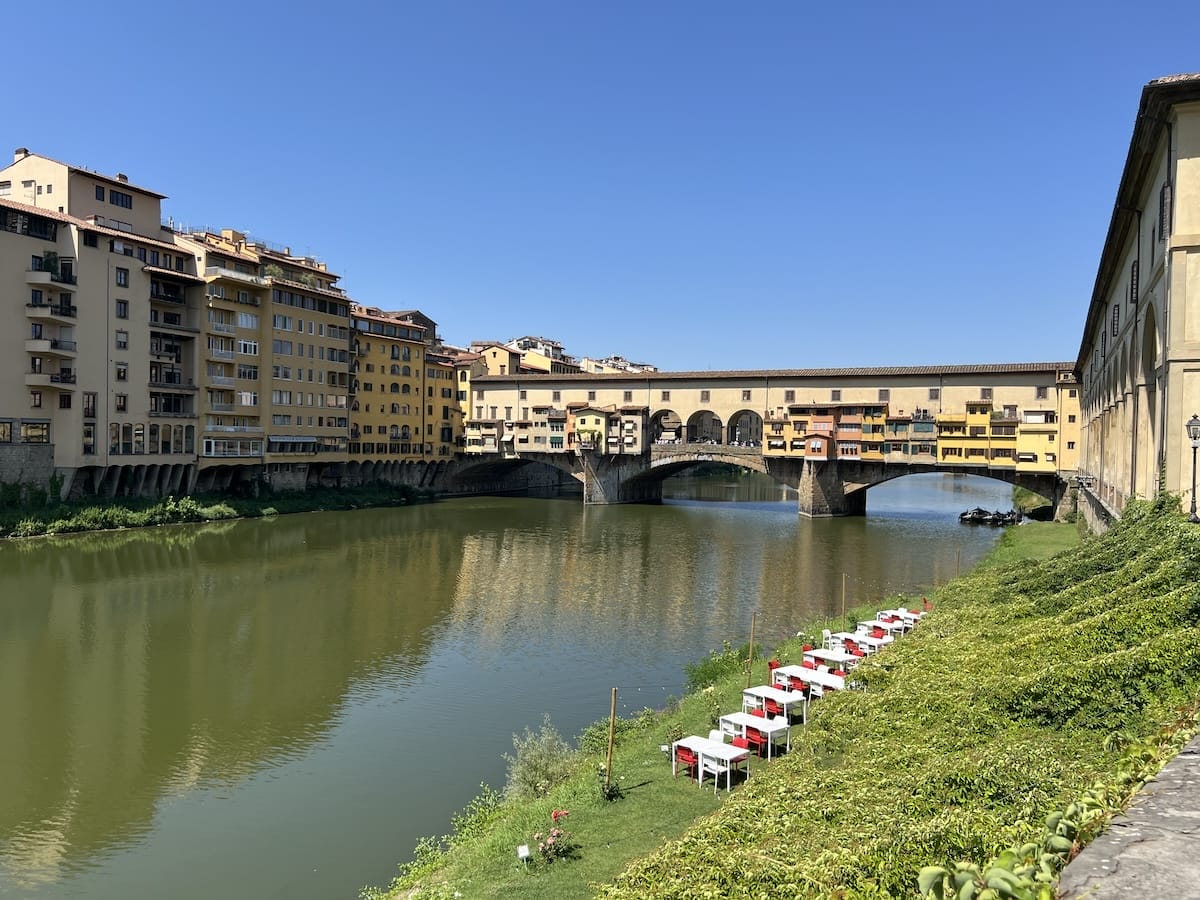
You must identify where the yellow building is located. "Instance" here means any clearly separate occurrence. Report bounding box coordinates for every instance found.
[350,306,426,462]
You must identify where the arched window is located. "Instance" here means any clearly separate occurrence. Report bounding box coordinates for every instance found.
[174,425,184,452]
[391,403,400,414]
[401,365,411,376]
[109,423,120,453]
[390,383,400,394]
[133,424,145,454]
[148,424,160,454]
[401,384,411,394]
[184,426,194,453]
[390,364,401,376]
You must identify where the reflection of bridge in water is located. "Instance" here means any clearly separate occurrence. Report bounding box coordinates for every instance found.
[453,363,1080,516]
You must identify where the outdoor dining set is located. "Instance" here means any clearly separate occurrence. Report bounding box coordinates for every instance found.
[670,603,928,792]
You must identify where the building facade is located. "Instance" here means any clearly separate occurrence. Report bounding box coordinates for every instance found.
[1076,74,1200,520]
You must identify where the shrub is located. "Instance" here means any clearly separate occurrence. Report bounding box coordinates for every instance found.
[684,640,753,691]
[503,714,577,800]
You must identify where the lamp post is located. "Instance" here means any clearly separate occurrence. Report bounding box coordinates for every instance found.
[1188,415,1200,523]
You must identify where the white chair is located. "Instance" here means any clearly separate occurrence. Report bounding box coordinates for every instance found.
[708,729,726,743]
[822,628,834,649]
[700,756,731,794]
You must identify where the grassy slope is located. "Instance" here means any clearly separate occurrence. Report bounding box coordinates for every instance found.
[372,504,1200,898]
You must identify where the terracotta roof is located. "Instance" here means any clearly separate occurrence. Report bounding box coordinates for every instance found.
[475,362,1074,384]
[3,150,168,198]
[0,196,74,222]
[143,264,204,284]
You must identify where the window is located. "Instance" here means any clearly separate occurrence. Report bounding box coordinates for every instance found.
[115,299,128,319]
[742,390,752,402]
[552,390,561,402]
[1068,414,1076,423]
[927,388,940,401]
[59,393,71,409]
[831,390,841,401]
[661,390,671,402]
[981,388,993,400]
[115,330,128,349]
[237,339,259,355]
[1069,388,1077,398]
[624,391,633,402]
[83,392,97,418]
[700,390,710,403]
[95,185,105,201]
[878,389,890,402]
[30,391,42,408]
[1067,441,1076,450]
[588,390,596,401]
[784,390,795,403]
[109,189,133,209]
[115,267,129,287]
[116,363,128,381]
[115,393,127,412]
[1036,386,1048,400]
[20,422,49,443]
[83,231,97,247]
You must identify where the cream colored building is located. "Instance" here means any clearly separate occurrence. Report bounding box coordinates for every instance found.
[1076,74,1200,520]
[1,150,202,498]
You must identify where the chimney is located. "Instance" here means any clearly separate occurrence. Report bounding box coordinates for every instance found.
[116,173,129,183]
[13,147,29,162]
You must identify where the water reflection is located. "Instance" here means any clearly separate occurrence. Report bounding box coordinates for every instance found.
[0,473,1015,899]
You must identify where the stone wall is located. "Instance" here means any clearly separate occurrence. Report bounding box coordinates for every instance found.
[0,444,55,494]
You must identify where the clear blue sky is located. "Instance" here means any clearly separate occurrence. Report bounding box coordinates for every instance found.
[10,1,1198,371]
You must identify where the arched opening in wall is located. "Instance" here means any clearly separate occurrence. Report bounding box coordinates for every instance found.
[1138,305,1160,492]
[651,409,682,443]
[725,409,763,446]
[687,410,723,444]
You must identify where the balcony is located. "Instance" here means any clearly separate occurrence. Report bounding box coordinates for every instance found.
[207,348,235,361]
[150,289,187,305]
[148,410,197,418]
[26,302,77,322]
[25,371,76,389]
[25,338,77,356]
[205,266,268,287]
[209,402,235,412]
[206,424,264,433]
[149,313,198,334]
[149,378,198,392]
[209,321,236,334]
[209,375,235,387]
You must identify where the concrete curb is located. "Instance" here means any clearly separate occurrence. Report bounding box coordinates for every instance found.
[1058,735,1200,898]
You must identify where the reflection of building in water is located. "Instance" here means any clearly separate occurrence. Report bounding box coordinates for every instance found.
[0,510,461,887]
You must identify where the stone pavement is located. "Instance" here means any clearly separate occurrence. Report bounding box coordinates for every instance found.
[1058,734,1200,898]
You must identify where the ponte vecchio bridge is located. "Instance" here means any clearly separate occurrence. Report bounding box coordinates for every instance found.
[454,362,1081,516]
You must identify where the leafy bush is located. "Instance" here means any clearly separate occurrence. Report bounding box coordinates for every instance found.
[684,640,753,691]
[503,714,577,800]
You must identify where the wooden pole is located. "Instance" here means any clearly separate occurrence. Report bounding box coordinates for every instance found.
[745,611,757,688]
[605,687,617,793]
[956,547,961,579]
[842,572,847,629]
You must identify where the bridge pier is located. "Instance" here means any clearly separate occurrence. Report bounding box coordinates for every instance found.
[796,460,867,517]
[582,453,661,504]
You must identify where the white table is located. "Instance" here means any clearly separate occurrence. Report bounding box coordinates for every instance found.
[773,664,846,694]
[717,711,791,759]
[878,608,923,624]
[742,684,808,724]
[673,735,750,791]
[804,647,858,668]
[859,618,908,636]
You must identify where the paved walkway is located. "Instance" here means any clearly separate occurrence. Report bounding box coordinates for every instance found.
[1058,734,1200,898]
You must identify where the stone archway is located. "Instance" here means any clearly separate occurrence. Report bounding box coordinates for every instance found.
[725,409,764,446]
[687,410,723,444]
[651,409,682,443]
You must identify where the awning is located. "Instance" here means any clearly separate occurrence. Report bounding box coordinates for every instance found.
[269,435,314,443]
[501,433,515,441]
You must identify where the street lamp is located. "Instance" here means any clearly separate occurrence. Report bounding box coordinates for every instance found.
[1188,414,1200,523]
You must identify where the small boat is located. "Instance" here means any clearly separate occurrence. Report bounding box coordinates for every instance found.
[959,507,1023,526]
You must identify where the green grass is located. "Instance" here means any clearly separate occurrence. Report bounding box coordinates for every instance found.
[366,516,1125,899]
[975,520,1082,569]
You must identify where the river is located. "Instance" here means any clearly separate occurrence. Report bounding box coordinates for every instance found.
[0,472,1016,899]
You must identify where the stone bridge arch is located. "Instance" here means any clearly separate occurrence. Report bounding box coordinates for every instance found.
[725,409,763,446]
[686,409,723,443]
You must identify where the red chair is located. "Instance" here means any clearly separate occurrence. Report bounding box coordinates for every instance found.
[801,659,816,670]
[922,597,933,611]
[801,643,813,652]
[745,726,768,757]
[832,668,846,678]
[851,648,866,659]
[764,697,784,718]
[750,707,766,718]
[845,640,859,654]
[767,659,782,674]
[731,736,752,782]
[674,746,698,780]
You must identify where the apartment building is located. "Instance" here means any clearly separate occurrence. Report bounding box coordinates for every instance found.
[1,149,202,498]
[349,305,427,462]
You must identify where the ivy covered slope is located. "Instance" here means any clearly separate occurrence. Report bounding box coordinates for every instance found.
[601,497,1200,898]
